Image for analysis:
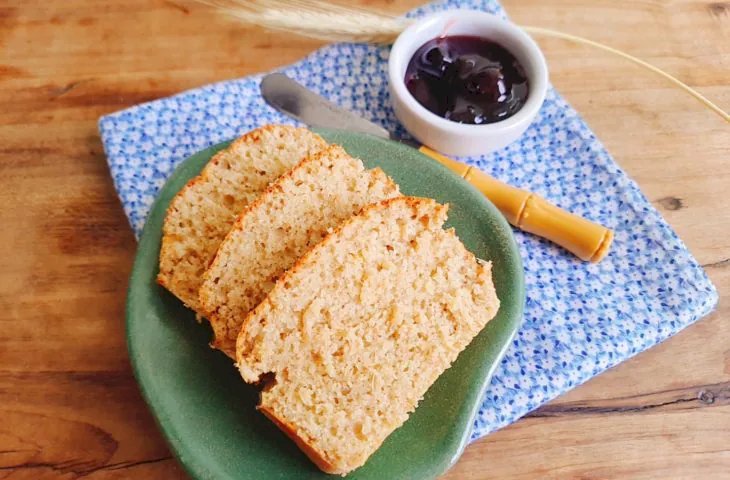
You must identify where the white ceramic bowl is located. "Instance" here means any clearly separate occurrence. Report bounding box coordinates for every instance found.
[388,10,548,157]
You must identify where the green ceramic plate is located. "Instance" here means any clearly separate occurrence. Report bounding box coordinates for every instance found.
[127,128,524,480]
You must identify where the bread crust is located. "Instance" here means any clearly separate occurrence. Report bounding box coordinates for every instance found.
[258,404,343,475]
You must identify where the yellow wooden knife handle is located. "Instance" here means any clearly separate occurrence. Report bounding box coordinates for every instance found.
[419,146,613,262]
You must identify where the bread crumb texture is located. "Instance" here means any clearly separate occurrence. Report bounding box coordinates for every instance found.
[200,144,400,356]
[157,125,327,311]
[236,196,500,475]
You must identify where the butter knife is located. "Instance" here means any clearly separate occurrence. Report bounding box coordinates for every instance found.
[260,73,613,262]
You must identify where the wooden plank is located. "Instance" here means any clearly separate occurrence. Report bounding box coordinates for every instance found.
[0,0,727,478]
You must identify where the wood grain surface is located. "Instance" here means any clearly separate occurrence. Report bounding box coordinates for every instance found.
[0,0,728,478]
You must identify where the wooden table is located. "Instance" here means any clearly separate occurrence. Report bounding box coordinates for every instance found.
[1,0,728,478]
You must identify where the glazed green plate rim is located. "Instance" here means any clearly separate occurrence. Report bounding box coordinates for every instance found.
[127,128,525,480]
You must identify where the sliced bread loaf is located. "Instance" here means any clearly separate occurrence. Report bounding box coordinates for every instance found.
[157,125,327,312]
[236,196,500,475]
[199,144,400,356]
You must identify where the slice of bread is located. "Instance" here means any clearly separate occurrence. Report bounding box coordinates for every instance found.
[199,145,401,357]
[157,125,327,312]
[236,196,500,475]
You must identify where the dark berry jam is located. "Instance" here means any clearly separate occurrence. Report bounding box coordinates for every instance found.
[404,35,529,125]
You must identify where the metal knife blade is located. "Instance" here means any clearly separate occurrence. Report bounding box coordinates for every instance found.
[260,73,394,140]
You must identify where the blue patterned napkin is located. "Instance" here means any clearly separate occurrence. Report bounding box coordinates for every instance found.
[99,0,718,441]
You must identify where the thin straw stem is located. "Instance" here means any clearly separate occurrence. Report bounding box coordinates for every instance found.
[523,26,729,123]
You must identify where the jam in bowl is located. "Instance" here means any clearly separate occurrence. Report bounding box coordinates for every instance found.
[388,10,548,156]
[405,35,529,125]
